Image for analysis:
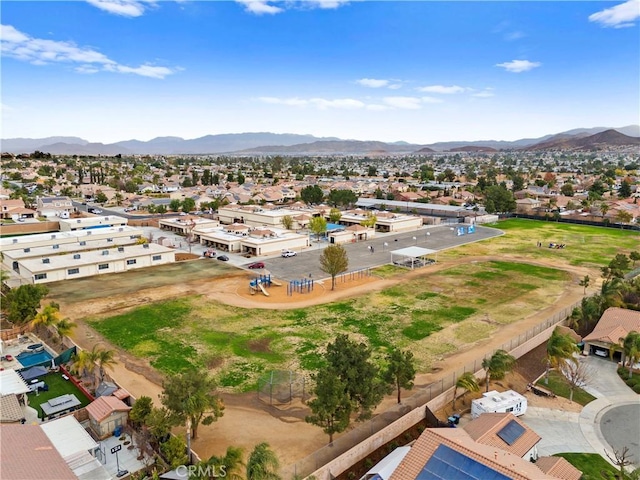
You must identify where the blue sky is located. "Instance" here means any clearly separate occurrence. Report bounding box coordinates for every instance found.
[2,1,639,144]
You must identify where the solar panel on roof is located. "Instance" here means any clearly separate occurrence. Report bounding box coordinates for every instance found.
[417,444,511,480]
[497,419,526,446]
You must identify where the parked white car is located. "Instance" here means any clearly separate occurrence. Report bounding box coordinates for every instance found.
[281,250,297,258]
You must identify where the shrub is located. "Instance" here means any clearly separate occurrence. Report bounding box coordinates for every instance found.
[633,384,640,394]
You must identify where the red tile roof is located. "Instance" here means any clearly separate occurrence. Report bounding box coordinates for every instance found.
[583,308,640,344]
[463,413,541,457]
[85,395,131,423]
[535,456,581,480]
[0,425,76,480]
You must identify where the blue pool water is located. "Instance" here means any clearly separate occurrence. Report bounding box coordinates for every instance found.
[17,350,54,368]
[326,223,345,232]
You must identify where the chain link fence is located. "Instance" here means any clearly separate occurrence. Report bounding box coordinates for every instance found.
[283,300,582,479]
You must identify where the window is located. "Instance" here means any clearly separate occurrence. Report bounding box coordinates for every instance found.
[152,255,162,261]
[126,259,137,265]
[35,273,47,280]
[68,268,80,275]
[98,264,109,270]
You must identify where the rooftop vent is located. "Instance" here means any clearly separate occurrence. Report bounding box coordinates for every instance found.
[13,238,18,244]
[42,258,50,264]
[73,254,81,260]
[79,241,86,246]
[51,234,57,239]
[53,244,59,249]
[143,244,149,249]
[102,250,109,256]
[118,247,124,252]
[24,248,31,253]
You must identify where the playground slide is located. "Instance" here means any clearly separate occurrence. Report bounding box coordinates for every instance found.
[270,279,282,286]
[258,282,270,296]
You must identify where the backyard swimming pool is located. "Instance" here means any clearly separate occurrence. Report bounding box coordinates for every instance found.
[17,349,54,368]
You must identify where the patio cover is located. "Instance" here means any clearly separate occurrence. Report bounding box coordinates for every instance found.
[20,365,49,382]
[0,369,30,396]
[390,246,437,269]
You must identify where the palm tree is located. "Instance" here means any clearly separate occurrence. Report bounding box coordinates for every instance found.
[481,350,516,392]
[452,372,479,410]
[246,442,281,480]
[91,345,117,384]
[620,331,640,379]
[206,446,245,480]
[71,349,96,386]
[31,302,61,332]
[55,318,77,343]
[545,328,579,384]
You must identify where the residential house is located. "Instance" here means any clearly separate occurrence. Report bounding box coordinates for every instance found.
[0,198,36,220]
[583,307,640,361]
[36,196,74,218]
[85,395,132,439]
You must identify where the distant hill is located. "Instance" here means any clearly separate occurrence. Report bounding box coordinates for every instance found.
[2,125,638,155]
[525,129,640,151]
[447,146,499,153]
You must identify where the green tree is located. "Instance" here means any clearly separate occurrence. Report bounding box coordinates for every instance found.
[300,185,324,205]
[602,254,630,280]
[319,244,348,291]
[452,372,479,410]
[359,213,377,229]
[560,183,575,196]
[55,318,76,343]
[160,435,189,469]
[182,197,196,213]
[618,180,632,199]
[94,191,108,204]
[325,334,385,420]
[579,275,590,295]
[31,302,62,332]
[327,189,357,208]
[156,204,167,216]
[328,208,342,223]
[306,369,351,444]
[146,407,173,443]
[630,251,640,267]
[129,396,154,427]
[280,215,293,230]
[620,331,640,379]
[194,446,245,480]
[483,185,516,214]
[616,210,633,226]
[246,442,281,480]
[169,199,182,212]
[92,345,117,384]
[309,216,327,242]
[382,348,416,404]
[161,369,224,440]
[545,328,579,384]
[481,350,516,392]
[5,284,49,325]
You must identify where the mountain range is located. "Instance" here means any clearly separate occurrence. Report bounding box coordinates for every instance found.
[2,125,639,156]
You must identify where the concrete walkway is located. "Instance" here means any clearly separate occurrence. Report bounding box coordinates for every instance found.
[521,356,640,468]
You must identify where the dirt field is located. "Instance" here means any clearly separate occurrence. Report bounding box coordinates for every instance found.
[59,251,596,468]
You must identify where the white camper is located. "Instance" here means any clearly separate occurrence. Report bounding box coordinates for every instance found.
[471,390,527,419]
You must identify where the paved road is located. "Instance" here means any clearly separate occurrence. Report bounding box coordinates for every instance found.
[249,224,502,282]
[520,356,640,468]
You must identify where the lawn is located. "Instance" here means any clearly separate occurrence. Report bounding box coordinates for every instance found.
[440,218,639,268]
[536,370,597,406]
[89,260,571,392]
[555,453,619,480]
[27,372,93,419]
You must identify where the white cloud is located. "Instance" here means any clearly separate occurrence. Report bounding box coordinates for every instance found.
[495,59,541,73]
[236,1,283,15]
[472,90,495,98]
[236,0,349,15]
[421,96,444,104]
[1,24,178,79]
[505,31,525,41]
[357,78,390,88]
[589,0,640,28]
[86,0,156,17]
[383,96,422,110]
[418,85,468,94]
[258,96,365,109]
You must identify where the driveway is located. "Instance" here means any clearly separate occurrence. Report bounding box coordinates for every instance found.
[520,356,640,468]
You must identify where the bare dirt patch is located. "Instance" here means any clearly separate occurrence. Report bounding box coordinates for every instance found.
[62,254,597,468]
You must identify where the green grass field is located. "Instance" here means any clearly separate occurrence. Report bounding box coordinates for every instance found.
[27,372,93,419]
[535,370,597,406]
[89,260,570,391]
[82,219,638,392]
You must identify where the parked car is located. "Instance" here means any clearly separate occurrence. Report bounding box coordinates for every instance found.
[217,255,230,261]
[281,250,297,258]
[247,261,265,269]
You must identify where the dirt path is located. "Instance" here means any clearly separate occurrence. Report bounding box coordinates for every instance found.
[64,254,597,467]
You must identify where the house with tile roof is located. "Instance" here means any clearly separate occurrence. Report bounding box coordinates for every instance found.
[582,307,640,361]
[85,395,131,439]
[388,416,581,480]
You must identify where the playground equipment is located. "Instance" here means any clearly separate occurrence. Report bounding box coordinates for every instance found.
[287,278,314,296]
[249,274,281,297]
[455,224,476,236]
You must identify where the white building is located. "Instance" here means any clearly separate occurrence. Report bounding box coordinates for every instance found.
[471,390,527,419]
[58,215,128,231]
[197,224,310,256]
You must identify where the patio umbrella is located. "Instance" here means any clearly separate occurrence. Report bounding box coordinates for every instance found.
[20,365,49,382]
